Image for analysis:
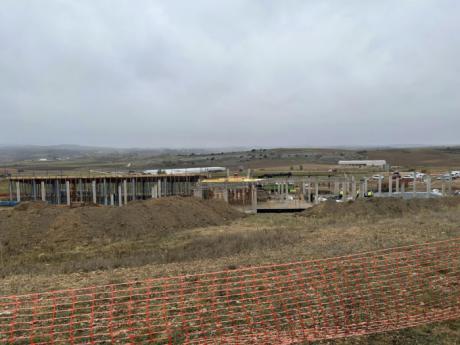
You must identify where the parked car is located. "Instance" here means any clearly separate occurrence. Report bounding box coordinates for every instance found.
[437,174,452,180]
[372,175,384,180]
[451,171,460,179]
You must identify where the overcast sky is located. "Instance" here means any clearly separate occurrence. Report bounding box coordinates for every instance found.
[0,1,459,148]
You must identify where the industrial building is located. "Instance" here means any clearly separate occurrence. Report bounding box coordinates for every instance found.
[338,160,387,168]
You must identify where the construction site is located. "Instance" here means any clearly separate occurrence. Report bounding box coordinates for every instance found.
[1,151,460,344]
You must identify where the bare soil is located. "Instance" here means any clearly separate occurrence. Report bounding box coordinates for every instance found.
[302,197,460,219]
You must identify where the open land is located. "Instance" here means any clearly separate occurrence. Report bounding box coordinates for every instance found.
[1,146,460,344]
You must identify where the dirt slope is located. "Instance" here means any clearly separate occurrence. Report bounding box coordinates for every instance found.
[301,197,460,219]
[0,197,243,256]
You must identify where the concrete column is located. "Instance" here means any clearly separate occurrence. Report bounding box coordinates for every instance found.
[118,184,123,207]
[103,179,108,206]
[193,187,203,199]
[333,181,339,195]
[131,178,136,201]
[389,175,393,196]
[307,181,312,203]
[351,176,356,200]
[396,178,400,193]
[285,183,289,199]
[302,181,306,196]
[9,180,13,201]
[314,180,319,204]
[110,194,114,206]
[16,182,21,202]
[41,181,46,202]
[123,180,128,205]
[448,175,453,195]
[151,186,156,199]
[359,181,365,198]
[251,184,257,211]
[56,181,60,205]
[378,178,382,196]
[401,182,405,194]
[66,181,71,206]
[426,176,431,198]
[413,172,417,197]
[79,179,83,203]
[158,181,162,198]
[363,178,368,195]
[223,188,229,203]
[92,180,97,204]
[32,180,37,201]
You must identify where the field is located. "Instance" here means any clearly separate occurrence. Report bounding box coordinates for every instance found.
[1,197,460,343]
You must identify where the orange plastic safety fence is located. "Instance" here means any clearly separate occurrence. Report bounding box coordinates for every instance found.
[1,238,460,344]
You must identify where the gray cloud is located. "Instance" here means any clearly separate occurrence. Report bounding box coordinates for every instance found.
[1,0,459,148]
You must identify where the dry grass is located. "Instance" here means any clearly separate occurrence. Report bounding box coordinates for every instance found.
[1,198,460,343]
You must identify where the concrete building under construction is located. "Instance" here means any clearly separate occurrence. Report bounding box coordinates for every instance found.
[8,173,204,206]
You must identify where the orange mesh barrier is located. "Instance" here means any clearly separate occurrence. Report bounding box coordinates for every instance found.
[1,238,459,344]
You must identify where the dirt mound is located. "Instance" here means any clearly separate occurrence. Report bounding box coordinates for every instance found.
[301,197,460,219]
[0,197,243,255]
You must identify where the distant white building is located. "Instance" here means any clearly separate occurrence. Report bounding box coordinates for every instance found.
[338,160,387,168]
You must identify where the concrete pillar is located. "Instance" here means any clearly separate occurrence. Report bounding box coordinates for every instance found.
[251,184,257,210]
[223,188,229,203]
[151,186,156,199]
[123,180,128,205]
[92,180,97,204]
[426,176,431,198]
[118,184,123,207]
[351,176,356,200]
[359,181,365,198]
[413,172,417,197]
[285,182,289,199]
[307,181,312,203]
[9,180,13,201]
[363,178,368,195]
[16,182,21,202]
[401,182,405,194]
[66,181,71,206]
[131,178,136,201]
[314,180,319,204]
[41,181,46,202]
[79,179,83,203]
[193,187,203,199]
[333,181,339,195]
[396,178,400,193]
[110,194,114,206]
[103,179,108,206]
[448,175,453,195]
[389,175,393,196]
[378,178,382,196]
[56,181,60,205]
[158,181,162,198]
[32,180,37,201]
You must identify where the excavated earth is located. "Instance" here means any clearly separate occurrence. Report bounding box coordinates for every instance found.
[0,197,244,257]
